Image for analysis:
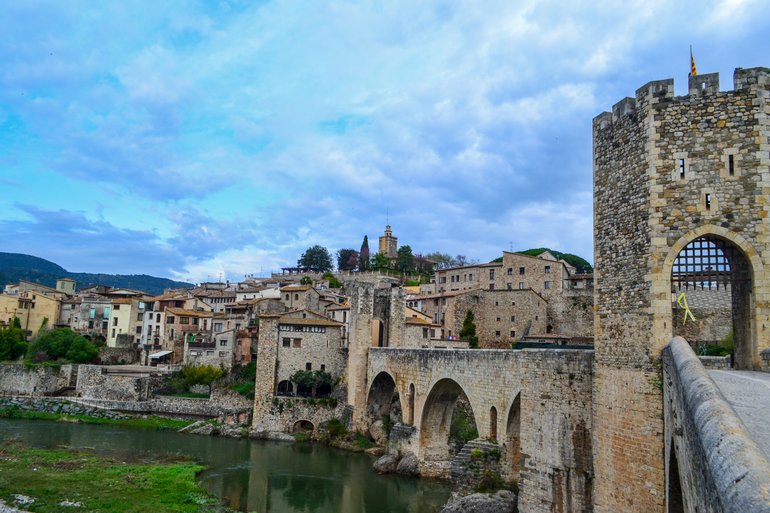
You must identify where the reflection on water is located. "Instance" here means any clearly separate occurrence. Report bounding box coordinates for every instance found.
[0,419,449,513]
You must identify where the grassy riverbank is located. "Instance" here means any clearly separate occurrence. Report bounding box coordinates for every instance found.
[0,407,194,430]
[0,440,232,513]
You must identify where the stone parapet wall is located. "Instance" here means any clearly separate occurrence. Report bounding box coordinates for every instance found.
[663,337,770,513]
[250,395,344,435]
[0,363,74,396]
[697,355,732,369]
[69,395,250,418]
[76,365,160,401]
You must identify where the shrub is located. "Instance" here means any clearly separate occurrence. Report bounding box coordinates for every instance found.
[0,323,28,361]
[27,328,98,363]
[327,418,346,437]
[474,470,505,493]
[355,432,374,449]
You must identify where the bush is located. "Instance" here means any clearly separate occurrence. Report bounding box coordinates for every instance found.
[0,323,28,361]
[290,369,334,397]
[27,328,98,363]
[163,364,225,394]
[354,432,374,449]
[474,470,505,493]
[322,273,342,289]
[327,418,346,437]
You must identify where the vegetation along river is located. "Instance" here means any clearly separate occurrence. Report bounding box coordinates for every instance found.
[0,419,450,512]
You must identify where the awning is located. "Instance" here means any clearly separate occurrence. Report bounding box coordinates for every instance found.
[149,350,172,359]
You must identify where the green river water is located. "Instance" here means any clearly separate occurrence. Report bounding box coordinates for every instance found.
[0,419,450,513]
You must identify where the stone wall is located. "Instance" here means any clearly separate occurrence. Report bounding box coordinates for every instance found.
[672,306,732,345]
[545,289,594,337]
[593,67,770,513]
[663,338,770,513]
[69,395,250,419]
[76,365,161,401]
[0,363,74,396]
[276,329,346,384]
[251,395,345,435]
[0,396,131,419]
[517,349,594,513]
[99,347,140,365]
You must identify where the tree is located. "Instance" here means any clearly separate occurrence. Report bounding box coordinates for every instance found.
[322,272,342,289]
[300,276,313,285]
[413,253,433,274]
[298,245,333,273]
[336,248,359,271]
[27,328,99,363]
[290,369,334,397]
[0,323,27,361]
[359,236,370,271]
[459,310,479,348]
[371,252,390,271]
[396,245,415,273]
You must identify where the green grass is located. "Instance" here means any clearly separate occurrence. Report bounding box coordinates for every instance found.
[0,407,194,431]
[0,440,233,513]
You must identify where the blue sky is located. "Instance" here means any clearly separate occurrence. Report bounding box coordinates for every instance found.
[1,0,769,283]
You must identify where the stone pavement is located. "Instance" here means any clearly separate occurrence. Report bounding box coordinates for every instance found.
[709,370,770,460]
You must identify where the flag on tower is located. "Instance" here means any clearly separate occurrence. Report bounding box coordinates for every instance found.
[690,46,697,77]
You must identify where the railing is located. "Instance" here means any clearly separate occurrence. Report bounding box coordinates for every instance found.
[662,337,770,513]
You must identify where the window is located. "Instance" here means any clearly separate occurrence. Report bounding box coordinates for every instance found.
[294,294,299,300]
[519,282,525,289]
[214,322,223,332]
[135,326,142,334]
[306,362,312,371]
[511,315,515,322]
[285,294,290,300]
[156,313,161,322]
[510,330,516,337]
[113,317,118,326]
[468,273,473,280]
[423,328,429,338]
[507,283,512,290]
[489,284,495,290]
[678,158,686,179]
[219,351,227,357]
[180,316,189,324]
[137,313,143,321]
[496,317,501,322]
[507,268,513,275]
[206,350,214,356]
[111,329,116,337]
[544,281,552,289]
[293,338,302,348]
[545,265,551,274]
[495,331,501,337]
[282,338,291,348]
[489,269,495,280]
[192,317,199,325]
[102,320,108,330]
[320,364,325,371]
[103,307,110,319]
[705,193,711,210]
[166,316,175,324]
[519,267,525,275]
[220,339,227,346]
[89,308,95,319]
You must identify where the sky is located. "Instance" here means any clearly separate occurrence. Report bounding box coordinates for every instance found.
[1,0,769,283]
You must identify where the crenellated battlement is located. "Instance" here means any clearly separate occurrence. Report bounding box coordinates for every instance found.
[594,66,770,129]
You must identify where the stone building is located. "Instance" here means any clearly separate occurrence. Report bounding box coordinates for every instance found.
[279,284,321,312]
[378,224,398,261]
[1,290,61,337]
[274,310,345,395]
[593,67,770,513]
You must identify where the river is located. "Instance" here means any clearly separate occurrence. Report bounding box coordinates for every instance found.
[0,419,450,512]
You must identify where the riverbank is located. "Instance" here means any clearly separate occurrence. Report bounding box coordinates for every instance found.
[0,440,234,513]
[0,405,194,431]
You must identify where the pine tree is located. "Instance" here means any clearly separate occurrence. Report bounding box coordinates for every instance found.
[359,236,370,271]
[459,310,479,348]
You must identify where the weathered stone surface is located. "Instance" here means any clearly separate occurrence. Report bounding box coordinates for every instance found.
[372,454,398,474]
[439,490,516,513]
[395,451,419,476]
[369,420,388,446]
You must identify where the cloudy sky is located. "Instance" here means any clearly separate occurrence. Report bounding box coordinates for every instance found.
[1,1,768,282]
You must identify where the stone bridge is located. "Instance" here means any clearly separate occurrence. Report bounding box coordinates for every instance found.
[663,338,770,513]
[359,347,594,513]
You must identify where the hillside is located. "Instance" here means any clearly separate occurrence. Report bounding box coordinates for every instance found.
[491,248,593,274]
[0,252,193,296]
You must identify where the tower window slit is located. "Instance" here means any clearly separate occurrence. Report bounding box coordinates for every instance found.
[728,154,735,176]
[678,159,685,179]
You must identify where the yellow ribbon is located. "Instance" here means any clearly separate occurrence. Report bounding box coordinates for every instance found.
[677,292,696,324]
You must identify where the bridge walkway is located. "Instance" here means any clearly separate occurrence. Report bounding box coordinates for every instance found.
[709,370,770,460]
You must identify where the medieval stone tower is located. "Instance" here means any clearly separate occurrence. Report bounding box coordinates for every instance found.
[378,225,398,260]
[593,67,770,512]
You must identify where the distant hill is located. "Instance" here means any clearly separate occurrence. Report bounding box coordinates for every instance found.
[491,248,593,274]
[0,252,194,296]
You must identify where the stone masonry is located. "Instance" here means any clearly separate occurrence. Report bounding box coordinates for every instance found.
[593,67,770,513]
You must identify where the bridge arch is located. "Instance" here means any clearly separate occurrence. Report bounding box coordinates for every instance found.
[504,392,522,482]
[419,377,478,475]
[663,225,761,369]
[366,371,402,426]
